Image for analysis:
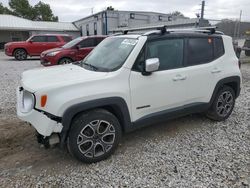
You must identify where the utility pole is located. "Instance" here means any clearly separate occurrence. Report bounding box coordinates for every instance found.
[237,10,242,38]
[201,0,205,20]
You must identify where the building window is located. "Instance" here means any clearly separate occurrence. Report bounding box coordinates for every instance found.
[130,13,135,19]
[94,22,97,35]
[86,24,89,36]
[158,15,162,21]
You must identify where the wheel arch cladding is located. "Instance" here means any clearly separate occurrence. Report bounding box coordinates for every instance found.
[210,76,241,105]
[13,48,28,56]
[60,97,132,145]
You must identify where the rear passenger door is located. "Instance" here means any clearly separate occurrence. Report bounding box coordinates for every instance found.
[46,36,62,49]
[183,37,224,104]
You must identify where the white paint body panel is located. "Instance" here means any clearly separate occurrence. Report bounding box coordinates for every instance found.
[17,35,242,136]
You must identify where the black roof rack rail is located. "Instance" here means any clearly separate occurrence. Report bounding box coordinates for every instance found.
[112,25,223,36]
[113,25,168,35]
[168,26,224,35]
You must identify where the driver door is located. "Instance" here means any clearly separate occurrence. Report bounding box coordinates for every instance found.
[75,38,96,61]
[27,36,48,55]
[129,38,187,122]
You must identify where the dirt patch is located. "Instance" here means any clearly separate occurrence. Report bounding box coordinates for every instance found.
[0,119,75,173]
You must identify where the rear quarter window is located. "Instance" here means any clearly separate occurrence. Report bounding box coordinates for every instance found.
[214,37,225,59]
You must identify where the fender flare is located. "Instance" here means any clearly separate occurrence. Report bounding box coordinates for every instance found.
[60,97,132,145]
[209,76,241,105]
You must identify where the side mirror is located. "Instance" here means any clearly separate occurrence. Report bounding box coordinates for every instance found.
[29,40,33,43]
[144,58,160,74]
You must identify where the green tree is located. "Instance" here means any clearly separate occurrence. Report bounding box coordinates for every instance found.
[0,0,58,21]
[170,11,185,18]
[34,1,58,21]
[106,6,114,11]
[9,0,35,19]
[0,2,13,14]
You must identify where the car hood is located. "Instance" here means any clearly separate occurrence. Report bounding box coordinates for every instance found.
[21,64,108,92]
[42,47,63,55]
[5,41,26,46]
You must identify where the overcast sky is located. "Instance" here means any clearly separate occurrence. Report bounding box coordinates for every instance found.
[2,0,250,22]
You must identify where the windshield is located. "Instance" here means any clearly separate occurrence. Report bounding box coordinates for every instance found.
[80,37,138,72]
[62,37,82,48]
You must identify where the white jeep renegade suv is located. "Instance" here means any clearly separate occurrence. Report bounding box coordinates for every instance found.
[17,27,242,163]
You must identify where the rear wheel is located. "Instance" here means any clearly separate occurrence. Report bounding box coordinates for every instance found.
[206,86,235,121]
[14,49,27,60]
[58,57,73,65]
[67,109,122,163]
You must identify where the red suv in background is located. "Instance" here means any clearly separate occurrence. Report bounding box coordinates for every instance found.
[40,36,107,66]
[4,34,72,60]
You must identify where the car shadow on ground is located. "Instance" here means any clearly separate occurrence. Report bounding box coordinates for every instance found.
[0,114,209,172]
[5,58,40,61]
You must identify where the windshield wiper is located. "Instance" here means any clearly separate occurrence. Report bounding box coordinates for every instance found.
[82,62,99,71]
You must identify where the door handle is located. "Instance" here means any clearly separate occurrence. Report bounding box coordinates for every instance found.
[173,75,187,81]
[211,68,221,73]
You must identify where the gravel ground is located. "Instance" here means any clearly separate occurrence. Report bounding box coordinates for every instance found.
[0,52,249,187]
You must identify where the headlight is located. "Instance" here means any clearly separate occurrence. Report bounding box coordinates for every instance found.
[46,51,60,57]
[20,90,35,113]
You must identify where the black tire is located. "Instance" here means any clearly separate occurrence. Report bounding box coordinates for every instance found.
[14,49,27,60]
[58,57,73,65]
[67,109,122,163]
[206,86,235,121]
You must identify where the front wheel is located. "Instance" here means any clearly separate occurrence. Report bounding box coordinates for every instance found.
[14,49,27,60]
[58,57,72,65]
[206,86,236,121]
[67,109,122,163]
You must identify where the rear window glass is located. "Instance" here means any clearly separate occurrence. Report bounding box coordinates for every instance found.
[47,36,59,42]
[62,36,72,42]
[187,38,213,66]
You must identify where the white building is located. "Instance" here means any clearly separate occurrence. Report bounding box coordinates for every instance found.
[0,14,80,48]
[73,10,202,36]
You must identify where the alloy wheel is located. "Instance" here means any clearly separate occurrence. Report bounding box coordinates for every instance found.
[77,120,115,158]
[15,50,26,60]
[216,91,234,117]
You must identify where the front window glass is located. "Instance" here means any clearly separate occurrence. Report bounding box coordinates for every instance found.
[147,39,184,70]
[62,37,83,48]
[80,37,138,72]
[30,36,46,42]
[78,38,95,48]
